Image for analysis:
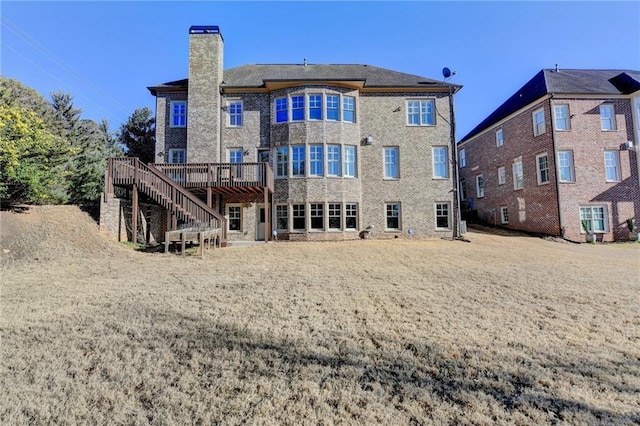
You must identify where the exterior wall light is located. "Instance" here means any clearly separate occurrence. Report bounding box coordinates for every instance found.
[365,135,373,145]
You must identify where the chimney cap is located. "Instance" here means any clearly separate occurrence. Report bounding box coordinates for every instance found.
[189,25,221,35]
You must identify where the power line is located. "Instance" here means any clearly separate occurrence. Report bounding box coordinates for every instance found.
[1,16,131,116]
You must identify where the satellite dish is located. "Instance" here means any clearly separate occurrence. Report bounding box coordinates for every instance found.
[442,67,452,78]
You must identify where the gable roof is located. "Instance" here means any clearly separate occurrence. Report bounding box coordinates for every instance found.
[460,68,640,143]
[148,64,461,95]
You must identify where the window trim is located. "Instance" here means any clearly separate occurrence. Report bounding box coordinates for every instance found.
[227,204,243,232]
[169,101,187,128]
[309,203,324,231]
[275,97,288,123]
[308,144,323,177]
[435,202,451,230]
[342,96,355,123]
[498,166,506,186]
[276,204,288,232]
[292,203,306,231]
[553,104,570,131]
[328,203,342,231]
[459,148,466,168]
[580,205,608,234]
[476,174,485,198]
[513,160,524,190]
[308,94,323,121]
[407,99,436,126]
[227,100,243,127]
[495,128,504,147]
[557,150,575,183]
[385,202,401,231]
[327,144,341,177]
[532,108,545,136]
[500,206,509,224]
[599,104,617,131]
[432,146,449,179]
[275,146,288,178]
[536,153,550,185]
[168,148,186,164]
[345,203,358,230]
[384,146,400,179]
[291,145,305,177]
[343,145,356,178]
[604,150,621,182]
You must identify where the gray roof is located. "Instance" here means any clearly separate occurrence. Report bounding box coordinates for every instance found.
[460,68,640,143]
[148,64,461,93]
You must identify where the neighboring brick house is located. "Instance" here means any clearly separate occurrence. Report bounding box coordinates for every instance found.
[457,68,640,242]
[125,25,461,243]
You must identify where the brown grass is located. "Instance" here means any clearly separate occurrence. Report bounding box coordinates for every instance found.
[1,206,639,425]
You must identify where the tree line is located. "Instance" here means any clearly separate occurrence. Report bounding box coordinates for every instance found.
[0,77,155,207]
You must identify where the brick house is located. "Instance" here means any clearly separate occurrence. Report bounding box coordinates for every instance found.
[101,26,461,244]
[457,68,640,242]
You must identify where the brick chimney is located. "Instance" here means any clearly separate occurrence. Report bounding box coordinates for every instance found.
[186,26,223,163]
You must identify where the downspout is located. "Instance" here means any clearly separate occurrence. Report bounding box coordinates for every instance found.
[549,94,564,238]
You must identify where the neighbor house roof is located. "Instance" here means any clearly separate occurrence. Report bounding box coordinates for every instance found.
[147,64,461,95]
[459,68,640,143]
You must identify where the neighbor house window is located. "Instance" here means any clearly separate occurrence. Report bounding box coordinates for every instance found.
[580,206,607,233]
[276,205,288,231]
[600,104,616,130]
[310,203,324,230]
[227,205,242,232]
[275,146,288,178]
[228,101,243,126]
[328,203,341,230]
[309,94,322,120]
[275,98,288,123]
[513,160,524,190]
[327,144,340,176]
[498,166,506,185]
[557,151,575,182]
[459,148,466,168]
[496,128,504,147]
[326,95,339,121]
[345,203,358,229]
[435,202,450,229]
[407,99,435,126]
[386,203,401,230]
[533,108,545,136]
[554,105,570,131]
[459,178,467,201]
[292,204,305,230]
[292,146,305,177]
[536,153,550,185]
[384,147,399,179]
[501,206,509,224]
[343,96,355,122]
[291,95,305,121]
[433,147,448,178]
[343,146,356,177]
[476,174,484,198]
[309,145,323,176]
[604,150,621,182]
[170,101,186,127]
[168,148,186,164]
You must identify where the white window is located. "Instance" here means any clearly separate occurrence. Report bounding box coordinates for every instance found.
[168,148,185,164]
[501,206,509,224]
[533,108,545,136]
[227,204,242,232]
[498,166,506,185]
[580,206,607,233]
[275,98,288,123]
[513,160,524,190]
[459,148,466,168]
[496,128,504,147]
[476,174,484,198]
[536,153,550,185]
[228,101,243,126]
[327,144,340,176]
[276,205,288,231]
[310,203,324,230]
[291,95,305,121]
[228,148,243,178]
[343,146,356,178]
[600,104,616,131]
[384,147,399,179]
[345,203,358,229]
[435,202,450,229]
[342,96,355,123]
[170,101,186,127]
[292,146,305,177]
[292,204,305,230]
[407,99,435,126]
[309,145,323,176]
[275,146,288,178]
[328,203,341,230]
[433,147,449,178]
[326,95,340,121]
[604,150,620,182]
[309,94,322,120]
[554,105,570,131]
[557,151,575,183]
[385,203,401,230]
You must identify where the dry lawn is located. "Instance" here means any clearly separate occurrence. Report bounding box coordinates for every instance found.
[1,206,639,425]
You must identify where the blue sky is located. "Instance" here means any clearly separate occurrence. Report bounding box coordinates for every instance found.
[2,1,639,139]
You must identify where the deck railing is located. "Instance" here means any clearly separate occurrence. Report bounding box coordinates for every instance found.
[107,158,227,241]
[153,162,274,192]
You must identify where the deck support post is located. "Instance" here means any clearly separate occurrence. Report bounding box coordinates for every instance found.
[131,184,138,243]
[263,187,270,242]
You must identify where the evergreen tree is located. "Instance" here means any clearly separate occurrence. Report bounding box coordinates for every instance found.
[118,107,155,164]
